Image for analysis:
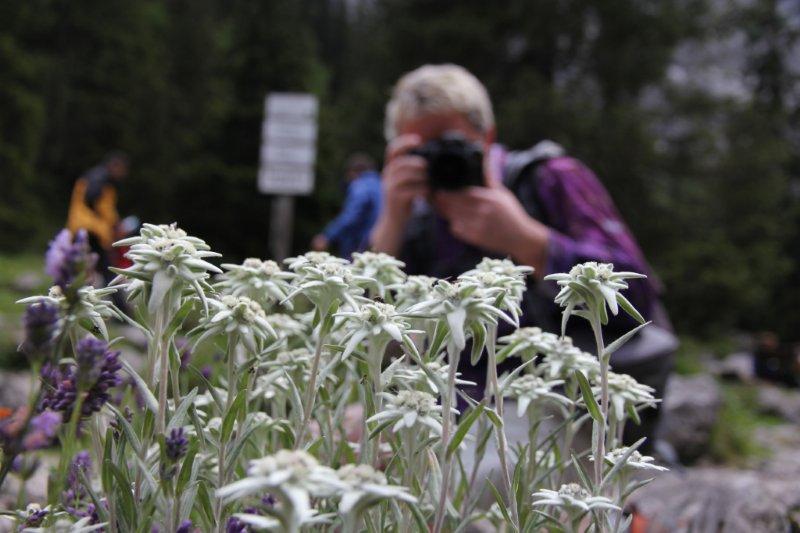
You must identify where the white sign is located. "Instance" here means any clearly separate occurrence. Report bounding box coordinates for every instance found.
[258,92,318,195]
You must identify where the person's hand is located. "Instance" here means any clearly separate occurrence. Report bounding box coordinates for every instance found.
[311,234,329,251]
[381,134,429,222]
[434,185,549,271]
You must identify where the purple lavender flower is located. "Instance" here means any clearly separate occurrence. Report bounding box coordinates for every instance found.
[62,451,91,515]
[42,337,122,420]
[22,505,48,527]
[22,410,61,450]
[21,301,60,362]
[165,428,188,462]
[176,519,194,533]
[45,229,97,291]
[226,517,249,533]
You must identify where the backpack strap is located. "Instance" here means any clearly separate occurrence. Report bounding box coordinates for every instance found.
[502,140,566,226]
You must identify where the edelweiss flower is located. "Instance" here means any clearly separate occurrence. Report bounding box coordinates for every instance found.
[467,257,534,284]
[538,337,600,381]
[544,262,646,332]
[594,447,668,473]
[216,258,295,310]
[503,374,572,417]
[195,295,276,353]
[217,450,345,528]
[336,463,416,515]
[392,275,437,311]
[336,302,415,360]
[407,278,513,353]
[497,327,560,361]
[113,223,221,314]
[532,483,619,513]
[593,372,657,422]
[19,285,121,340]
[350,251,407,298]
[458,270,526,325]
[367,390,447,436]
[264,314,307,341]
[283,253,366,312]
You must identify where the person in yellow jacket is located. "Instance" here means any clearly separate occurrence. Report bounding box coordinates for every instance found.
[67,151,130,282]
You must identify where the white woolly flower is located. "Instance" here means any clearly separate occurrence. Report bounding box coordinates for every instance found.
[497,327,560,361]
[283,253,367,312]
[594,447,668,473]
[19,285,120,340]
[217,450,345,531]
[391,275,437,311]
[336,463,416,515]
[350,251,407,298]
[195,295,276,353]
[467,257,534,283]
[458,270,527,325]
[538,337,600,381]
[264,313,307,341]
[216,258,295,310]
[407,278,513,354]
[544,261,646,333]
[336,302,416,360]
[384,358,475,393]
[593,372,657,422]
[503,374,572,417]
[367,390,448,436]
[532,483,619,513]
[112,223,221,314]
[258,348,338,394]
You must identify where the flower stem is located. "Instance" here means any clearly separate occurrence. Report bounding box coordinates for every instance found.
[432,344,459,533]
[486,325,520,529]
[295,325,327,449]
[590,316,609,529]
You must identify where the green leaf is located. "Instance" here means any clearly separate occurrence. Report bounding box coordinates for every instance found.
[167,387,199,431]
[121,359,158,413]
[470,323,486,365]
[447,403,485,458]
[165,298,196,339]
[177,440,198,494]
[602,322,650,360]
[575,370,602,423]
[600,437,646,489]
[220,389,246,443]
[486,479,512,525]
[107,404,142,455]
[187,364,223,412]
[617,292,645,324]
[107,461,136,527]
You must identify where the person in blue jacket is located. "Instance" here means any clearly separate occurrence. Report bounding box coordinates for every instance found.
[311,153,382,257]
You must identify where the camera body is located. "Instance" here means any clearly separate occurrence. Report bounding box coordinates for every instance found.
[410,132,484,190]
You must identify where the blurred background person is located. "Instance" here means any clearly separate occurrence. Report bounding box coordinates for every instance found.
[66,151,136,285]
[311,153,382,257]
[371,64,677,447]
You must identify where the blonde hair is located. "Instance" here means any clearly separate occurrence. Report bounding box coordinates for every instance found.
[384,64,495,140]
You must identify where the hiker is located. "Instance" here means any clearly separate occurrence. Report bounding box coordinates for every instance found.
[311,153,383,257]
[67,151,132,284]
[370,64,677,448]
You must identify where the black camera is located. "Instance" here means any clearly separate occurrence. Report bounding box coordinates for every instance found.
[410,131,484,190]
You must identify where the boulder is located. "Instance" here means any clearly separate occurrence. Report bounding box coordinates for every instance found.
[756,384,800,424]
[656,374,721,463]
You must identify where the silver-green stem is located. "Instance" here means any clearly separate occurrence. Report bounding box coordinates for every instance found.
[590,317,609,498]
[296,325,326,449]
[432,344,459,533]
[486,326,520,529]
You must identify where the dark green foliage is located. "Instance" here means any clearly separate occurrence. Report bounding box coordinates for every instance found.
[0,0,798,338]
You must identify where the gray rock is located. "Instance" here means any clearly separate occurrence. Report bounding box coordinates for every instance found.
[656,374,721,463]
[630,466,798,532]
[756,384,800,424]
[707,351,755,382]
[0,372,32,409]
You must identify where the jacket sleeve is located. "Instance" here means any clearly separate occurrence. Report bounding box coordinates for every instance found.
[322,182,372,244]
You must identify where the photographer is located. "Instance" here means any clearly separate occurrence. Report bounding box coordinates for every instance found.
[371,64,675,448]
